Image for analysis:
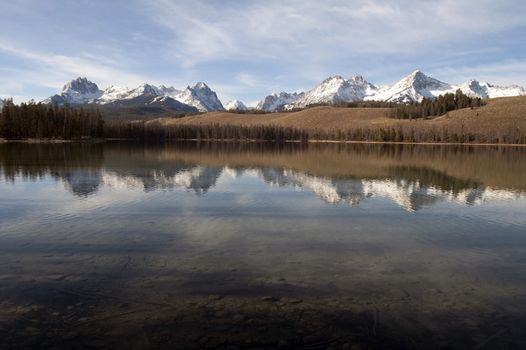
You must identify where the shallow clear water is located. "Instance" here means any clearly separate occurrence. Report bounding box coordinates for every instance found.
[1,142,525,349]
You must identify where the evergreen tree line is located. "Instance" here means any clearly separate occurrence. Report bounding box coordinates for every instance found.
[306,126,525,144]
[102,121,526,144]
[104,121,310,142]
[390,90,485,119]
[0,101,104,139]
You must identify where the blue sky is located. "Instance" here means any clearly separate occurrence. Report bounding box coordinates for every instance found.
[1,0,526,106]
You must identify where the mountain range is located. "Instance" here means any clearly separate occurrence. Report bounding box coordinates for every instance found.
[44,78,224,113]
[256,70,526,111]
[38,71,526,114]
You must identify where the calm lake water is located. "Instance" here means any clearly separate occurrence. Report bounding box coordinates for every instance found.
[1,142,525,349]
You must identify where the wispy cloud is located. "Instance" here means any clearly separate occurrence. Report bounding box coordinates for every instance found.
[0,0,525,103]
[429,60,526,86]
[0,41,150,87]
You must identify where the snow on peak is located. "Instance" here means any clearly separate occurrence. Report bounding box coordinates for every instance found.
[43,78,225,112]
[62,77,101,95]
[455,79,526,99]
[176,82,225,112]
[193,82,209,90]
[45,77,103,105]
[127,83,160,98]
[255,70,524,112]
[157,85,182,98]
[289,74,378,109]
[256,91,304,112]
[225,99,248,111]
[38,72,526,112]
[97,85,132,104]
[372,71,452,103]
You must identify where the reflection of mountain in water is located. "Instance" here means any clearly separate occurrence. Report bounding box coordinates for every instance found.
[96,166,523,211]
[256,168,523,211]
[102,166,223,195]
[63,170,103,197]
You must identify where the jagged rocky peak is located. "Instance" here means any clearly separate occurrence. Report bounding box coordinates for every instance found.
[177,82,225,112]
[128,83,160,98]
[42,78,226,112]
[62,77,101,95]
[456,80,490,98]
[372,70,453,103]
[350,74,366,83]
[293,74,379,108]
[157,85,181,97]
[225,99,248,111]
[456,79,526,99]
[349,74,377,90]
[45,77,103,105]
[193,82,209,90]
[406,70,450,90]
[256,91,304,112]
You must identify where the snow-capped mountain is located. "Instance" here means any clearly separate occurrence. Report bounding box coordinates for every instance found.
[256,71,526,111]
[372,71,526,102]
[371,70,453,103]
[454,80,526,99]
[256,92,304,112]
[43,78,224,112]
[293,75,378,108]
[225,99,248,111]
[44,77,104,105]
[175,82,224,112]
[30,72,526,114]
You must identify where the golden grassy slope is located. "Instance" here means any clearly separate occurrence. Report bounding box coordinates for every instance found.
[158,106,391,130]
[156,96,526,138]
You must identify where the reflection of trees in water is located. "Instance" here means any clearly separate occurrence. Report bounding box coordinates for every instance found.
[0,143,104,197]
[0,142,524,208]
[388,166,481,195]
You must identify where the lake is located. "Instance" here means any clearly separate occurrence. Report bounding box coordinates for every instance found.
[1,142,525,349]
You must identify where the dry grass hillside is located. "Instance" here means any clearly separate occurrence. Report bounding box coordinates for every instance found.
[156,96,526,143]
[157,106,391,130]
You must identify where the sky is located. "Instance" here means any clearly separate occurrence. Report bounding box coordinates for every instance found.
[1,0,526,106]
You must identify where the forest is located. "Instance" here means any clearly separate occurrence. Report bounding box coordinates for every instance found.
[0,100,104,139]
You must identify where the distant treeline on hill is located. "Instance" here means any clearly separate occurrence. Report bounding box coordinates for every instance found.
[104,121,310,142]
[390,90,485,119]
[104,121,526,144]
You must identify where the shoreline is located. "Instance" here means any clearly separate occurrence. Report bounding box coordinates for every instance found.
[2,137,526,147]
